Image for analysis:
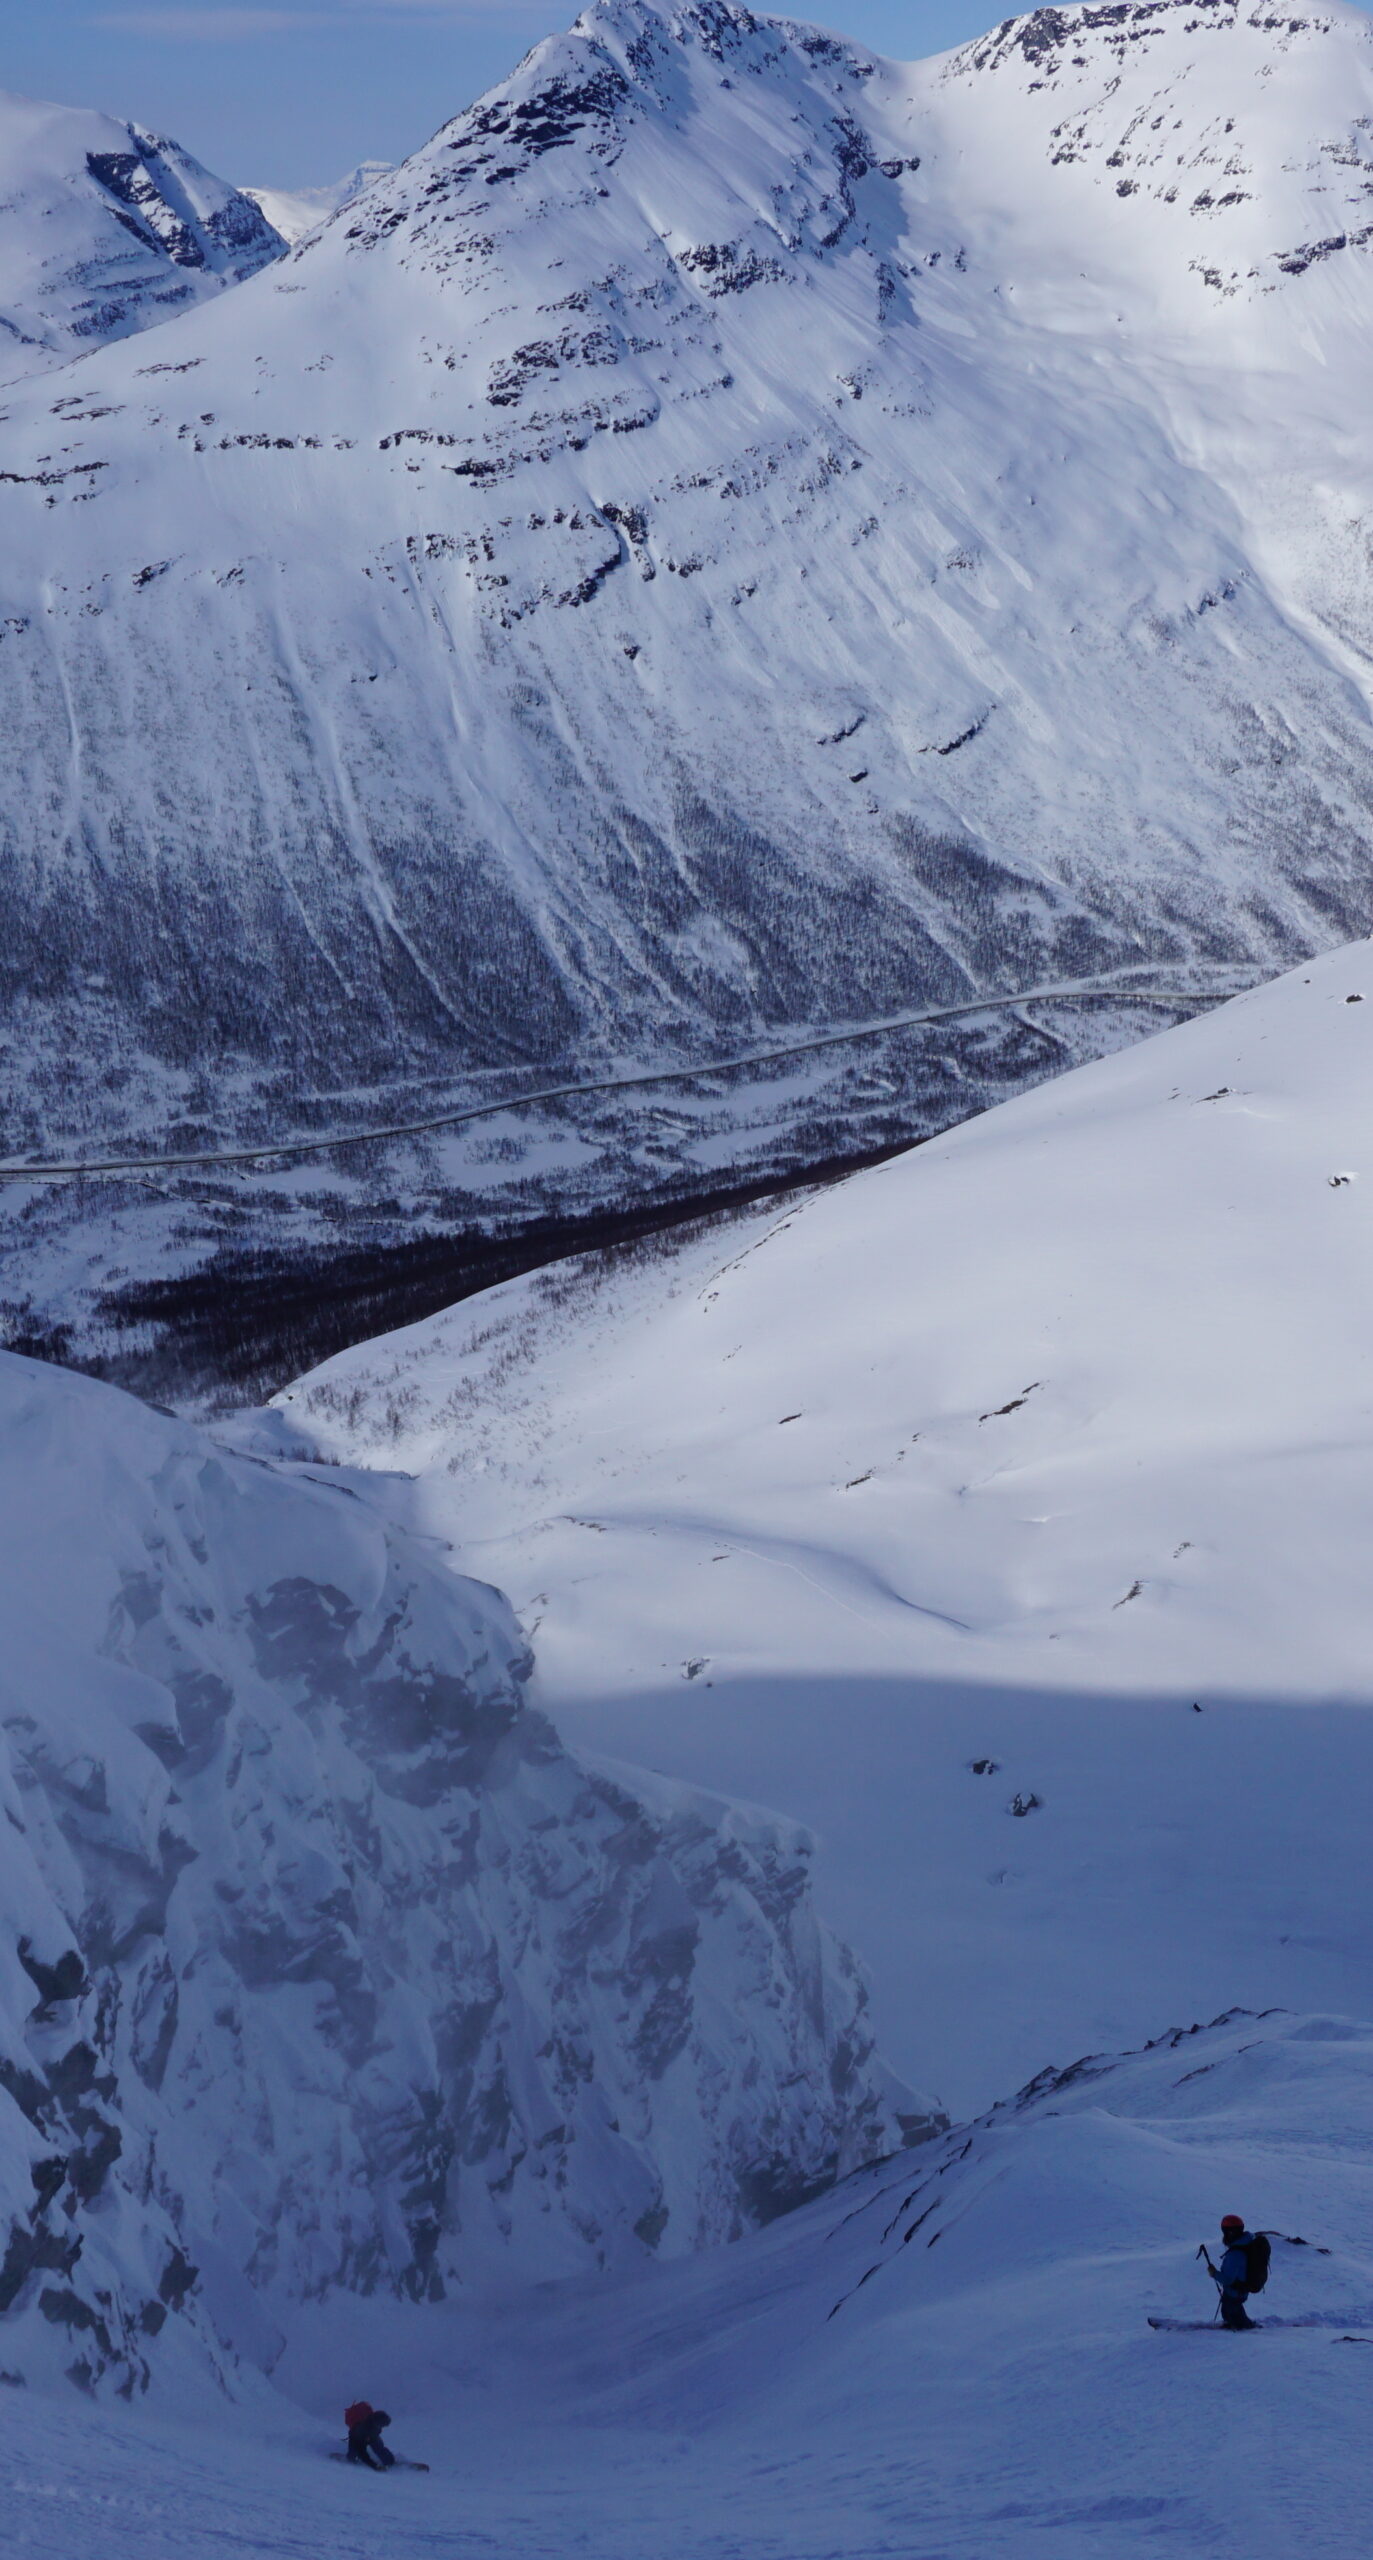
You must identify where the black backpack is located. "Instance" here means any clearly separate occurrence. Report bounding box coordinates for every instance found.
[1246,2234,1272,2294]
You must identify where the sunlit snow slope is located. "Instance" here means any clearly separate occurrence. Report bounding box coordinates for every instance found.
[286,936,1373,2115]
[5,0,1373,1161]
[0,92,283,382]
[0,1350,929,2396]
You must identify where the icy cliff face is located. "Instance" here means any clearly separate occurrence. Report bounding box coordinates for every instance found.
[2,0,1373,1173]
[0,1352,927,2397]
[0,91,284,382]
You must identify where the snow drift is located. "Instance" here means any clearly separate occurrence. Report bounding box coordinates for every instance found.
[0,91,283,382]
[4,0,1373,1172]
[0,1350,931,2398]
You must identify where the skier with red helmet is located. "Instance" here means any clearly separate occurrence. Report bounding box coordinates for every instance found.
[343,2401,428,2472]
[1201,2216,1268,2328]
[344,2401,394,2468]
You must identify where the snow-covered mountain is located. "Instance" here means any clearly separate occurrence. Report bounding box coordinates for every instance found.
[0,1349,929,2397]
[3,0,1373,1208]
[0,91,284,383]
[283,935,1373,2117]
[244,160,394,246]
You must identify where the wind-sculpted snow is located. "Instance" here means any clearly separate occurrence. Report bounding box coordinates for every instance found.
[3,0,1373,1214]
[0,92,284,382]
[0,1352,929,2397]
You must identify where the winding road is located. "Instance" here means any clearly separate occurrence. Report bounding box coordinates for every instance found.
[1,965,1255,1181]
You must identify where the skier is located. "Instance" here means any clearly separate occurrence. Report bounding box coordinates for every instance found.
[1201,2215,1263,2328]
[344,2401,399,2469]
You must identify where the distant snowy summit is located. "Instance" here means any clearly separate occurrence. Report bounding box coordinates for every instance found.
[3,0,1373,1201]
[932,0,1373,301]
[0,89,284,382]
[244,158,394,247]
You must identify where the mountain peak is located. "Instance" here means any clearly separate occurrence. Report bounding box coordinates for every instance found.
[933,0,1373,302]
[948,0,1372,74]
[2,0,1373,1386]
[327,0,877,282]
[0,89,283,384]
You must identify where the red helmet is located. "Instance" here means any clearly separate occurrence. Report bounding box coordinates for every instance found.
[1220,2215,1245,2232]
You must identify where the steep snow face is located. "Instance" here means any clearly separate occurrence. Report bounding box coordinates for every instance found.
[3,0,1373,1170]
[0,1351,928,2398]
[9,2007,1373,2554]
[921,0,1373,693]
[929,0,1373,311]
[243,162,394,248]
[0,91,284,383]
[283,936,1373,2114]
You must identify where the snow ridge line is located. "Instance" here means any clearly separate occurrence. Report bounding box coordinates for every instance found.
[0,968,1254,1181]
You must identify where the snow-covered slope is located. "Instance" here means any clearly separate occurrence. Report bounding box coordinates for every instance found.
[930,0,1373,311]
[0,91,283,382]
[4,0,1373,1185]
[0,1349,930,2397]
[10,2006,1373,2555]
[284,936,1373,2115]
[244,161,393,246]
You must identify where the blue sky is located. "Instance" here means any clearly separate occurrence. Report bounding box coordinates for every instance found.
[4,1,1014,187]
